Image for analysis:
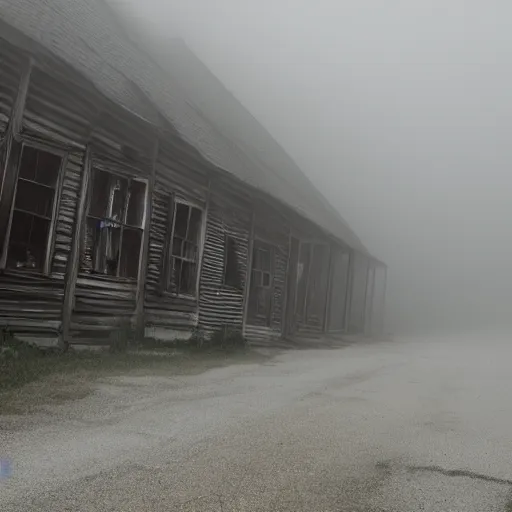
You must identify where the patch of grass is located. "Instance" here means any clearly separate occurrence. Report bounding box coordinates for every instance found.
[0,345,268,415]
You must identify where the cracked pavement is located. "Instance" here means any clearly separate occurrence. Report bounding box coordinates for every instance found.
[1,334,512,511]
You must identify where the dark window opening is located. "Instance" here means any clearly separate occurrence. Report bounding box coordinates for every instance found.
[167,202,203,296]
[223,235,242,289]
[248,240,274,325]
[5,145,61,272]
[82,167,146,279]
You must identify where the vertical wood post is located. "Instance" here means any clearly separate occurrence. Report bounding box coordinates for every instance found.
[362,259,372,336]
[241,206,256,336]
[322,243,335,333]
[367,263,377,336]
[61,147,92,346]
[343,249,355,333]
[280,227,293,337]
[135,139,159,339]
[196,177,212,329]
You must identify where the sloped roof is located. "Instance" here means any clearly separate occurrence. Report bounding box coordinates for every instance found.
[0,0,370,254]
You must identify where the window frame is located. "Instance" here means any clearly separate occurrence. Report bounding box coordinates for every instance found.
[248,239,275,325]
[222,234,243,290]
[164,198,205,299]
[82,163,148,281]
[0,139,67,275]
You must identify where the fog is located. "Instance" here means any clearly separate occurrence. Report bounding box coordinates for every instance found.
[109,1,512,335]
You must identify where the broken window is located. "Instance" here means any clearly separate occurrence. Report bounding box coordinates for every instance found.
[82,167,146,279]
[248,241,274,325]
[167,202,203,296]
[223,235,242,289]
[4,145,62,272]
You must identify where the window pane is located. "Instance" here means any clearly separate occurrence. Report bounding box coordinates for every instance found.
[84,217,121,276]
[15,180,55,218]
[35,150,61,187]
[110,176,128,221]
[174,203,190,239]
[252,269,262,287]
[119,228,142,279]
[182,240,197,261]
[224,236,242,289]
[179,260,197,295]
[262,272,271,288]
[18,146,38,181]
[187,207,202,242]
[7,211,50,271]
[89,169,111,218]
[126,180,146,227]
[172,237,184,257]
[260,249,271,271]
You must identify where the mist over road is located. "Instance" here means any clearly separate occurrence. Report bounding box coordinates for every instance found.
[2,335,511,511]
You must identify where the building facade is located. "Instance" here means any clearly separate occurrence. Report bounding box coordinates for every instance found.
[0,1,386,347]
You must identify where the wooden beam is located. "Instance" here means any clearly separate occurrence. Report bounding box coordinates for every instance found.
[196,177,212,315]
[322,243,335,333]
[241,207,256,336]
[135,139,159,339]
[343,250,355,333]
[367,264,377,336]
[280,228,293,337]
[61,147,92,346]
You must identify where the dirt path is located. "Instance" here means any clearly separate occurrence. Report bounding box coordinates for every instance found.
[1,335,512,511]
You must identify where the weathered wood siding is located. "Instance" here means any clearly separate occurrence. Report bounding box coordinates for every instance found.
[0,61,93,344]
[69,110,154,344]
[245,201,289,343]
[0,39,22,135]
[144,142,209,340]
[198,178,252,335]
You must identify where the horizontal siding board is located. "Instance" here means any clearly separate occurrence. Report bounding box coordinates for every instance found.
[0,271,64,337]
[198,185,251,333]
[144,149,208,336]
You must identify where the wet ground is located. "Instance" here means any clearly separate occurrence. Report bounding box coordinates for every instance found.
[1,334,512,511]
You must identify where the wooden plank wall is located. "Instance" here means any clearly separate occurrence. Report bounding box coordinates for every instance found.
[0,40,22,135]
[198,177,252,335]
[69,109,154,344]
[144,143,209,340]
[0,56,95,344]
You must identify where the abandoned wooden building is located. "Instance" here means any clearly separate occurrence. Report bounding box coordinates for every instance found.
[0,0,386,347]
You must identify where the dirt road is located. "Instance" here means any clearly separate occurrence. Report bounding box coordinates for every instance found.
[1,335,512,511]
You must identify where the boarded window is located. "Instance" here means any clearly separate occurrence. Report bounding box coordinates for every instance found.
[5,145,62,272]
[167,202,203,296]
[248,240,274,325]
[223,235,242,289]
[82,167,146,279]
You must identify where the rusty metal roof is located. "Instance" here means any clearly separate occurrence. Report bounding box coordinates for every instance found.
[0,0,371,255]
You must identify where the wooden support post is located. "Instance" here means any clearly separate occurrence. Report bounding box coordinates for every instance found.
[135,140,159,339]
[61,147,92,346]
[322,243,335,334]
[367,263,377,336]
[196,177,212,328]
[280,228,293,337]
[241,207,256,336]
[343,250,355,333]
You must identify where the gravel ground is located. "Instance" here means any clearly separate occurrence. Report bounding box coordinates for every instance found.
[1,334,512,511]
